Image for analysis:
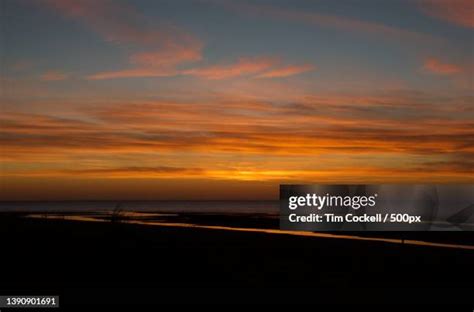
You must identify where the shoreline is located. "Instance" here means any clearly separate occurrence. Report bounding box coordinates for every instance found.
[1,212,473,288]
[8,210,474,248]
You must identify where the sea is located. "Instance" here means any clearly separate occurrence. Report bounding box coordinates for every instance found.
[0,200,279,215]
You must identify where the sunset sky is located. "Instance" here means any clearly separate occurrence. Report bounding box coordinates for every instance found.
[0,0,473,200]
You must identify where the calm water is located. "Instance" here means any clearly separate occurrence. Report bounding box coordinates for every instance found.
[0,200,279,215]
[3,200,474,249]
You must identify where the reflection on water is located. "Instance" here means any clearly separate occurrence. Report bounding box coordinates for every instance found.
[25,212,474,251]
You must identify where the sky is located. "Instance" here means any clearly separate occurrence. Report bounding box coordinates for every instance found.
[0,0,473,200]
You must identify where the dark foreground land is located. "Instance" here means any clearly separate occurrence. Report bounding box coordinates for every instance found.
[0,213,473,305]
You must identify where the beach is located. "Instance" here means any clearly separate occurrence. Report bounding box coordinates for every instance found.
[1,210,473,292]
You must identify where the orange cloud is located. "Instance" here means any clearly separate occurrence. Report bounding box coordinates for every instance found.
[88,41,203,80]
[40,70,69,81]
[47,1,315,81]
[130,46,202,68]
[182,57,314,80]
[420,0,474,28]
[1,93,472,158]
[423,57,462,75]
[2,165,472,183]
[1,91,472,189]
[90,56,314,80]
[183,57,279,79]
[61,166,206,178]
[44,0,203,79]
[87,68,178,80]
[256,64,314,78]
